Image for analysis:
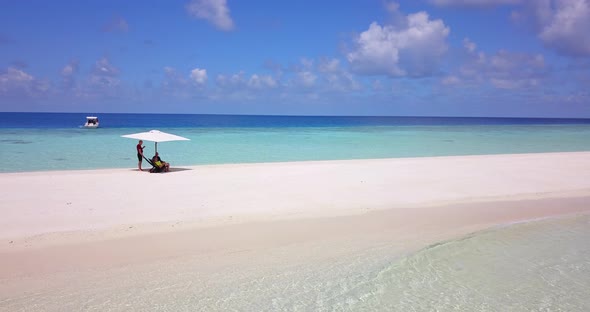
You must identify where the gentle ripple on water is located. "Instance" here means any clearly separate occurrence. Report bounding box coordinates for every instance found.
[2,124,590,172]
[2,214,589,311]
[348,214,590,311]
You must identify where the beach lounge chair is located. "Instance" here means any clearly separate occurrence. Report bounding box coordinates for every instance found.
[143,155,165,173]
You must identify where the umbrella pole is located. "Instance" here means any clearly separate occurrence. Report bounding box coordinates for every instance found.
[155,142,158,154]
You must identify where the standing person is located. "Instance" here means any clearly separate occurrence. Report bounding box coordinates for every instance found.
[136,140,145,171]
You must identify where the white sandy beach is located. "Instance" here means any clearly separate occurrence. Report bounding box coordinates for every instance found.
[1,152,590,310]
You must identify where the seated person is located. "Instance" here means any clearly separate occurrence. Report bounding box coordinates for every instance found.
[151,152,170,172]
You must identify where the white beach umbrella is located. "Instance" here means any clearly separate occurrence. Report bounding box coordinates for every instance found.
[121,129,190,153]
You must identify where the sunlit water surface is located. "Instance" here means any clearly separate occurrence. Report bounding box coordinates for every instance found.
[2,123,590,173]
[2,214,589,311]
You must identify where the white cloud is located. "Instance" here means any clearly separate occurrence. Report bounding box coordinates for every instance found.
[299,58,314,70]
[316,58,361,91]
[533,0,590,57]
[248,74,277,89]
[318,58,340,73]
[90,58,120,87]
[186,0,234,31]
[441,0,590,57]
[164,67,175,74]
[216,71,278,90]
[450,39,548,89]
[93,58,119,77]
[463,38,477,53]
[430,0,590,57]
[284,58,360,92]
[216,71,246,88]
[61,60,79,89]
[0,67,34,92]
[385,1,400,12]
[161,67,195,98]
[0,67,51,97]
[296,71,317,87]
[347,11,450,77]
[62,63,77,76]
[430,0,523,6]
[190,68,208,85]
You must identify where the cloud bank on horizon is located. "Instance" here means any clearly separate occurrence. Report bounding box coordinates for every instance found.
[0,0,589,117]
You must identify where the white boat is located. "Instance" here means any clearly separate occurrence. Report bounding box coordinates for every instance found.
[83,116,99,128]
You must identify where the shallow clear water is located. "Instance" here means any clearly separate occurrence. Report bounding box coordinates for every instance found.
[2,124,590,173]
[346,214,590,311]
[2,214,589,311]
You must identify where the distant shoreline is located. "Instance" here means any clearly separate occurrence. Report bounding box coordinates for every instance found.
[2,150,590,172]
[1,151,590,174]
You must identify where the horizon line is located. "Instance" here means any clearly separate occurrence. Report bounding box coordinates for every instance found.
[2,111,590,120]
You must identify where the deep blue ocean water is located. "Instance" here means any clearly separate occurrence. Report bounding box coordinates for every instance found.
[2,112,590,129]
[1,112,590,173]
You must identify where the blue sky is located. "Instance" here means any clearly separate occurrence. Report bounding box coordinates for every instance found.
[1,0,589,117]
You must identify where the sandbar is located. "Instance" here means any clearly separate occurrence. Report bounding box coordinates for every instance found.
[1,152,590,309]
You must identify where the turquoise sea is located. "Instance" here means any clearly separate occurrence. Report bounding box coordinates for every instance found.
[1,112,590,173]
[1,112,590,311]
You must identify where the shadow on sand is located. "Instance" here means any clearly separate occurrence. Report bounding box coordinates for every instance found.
[131,167,193,173]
